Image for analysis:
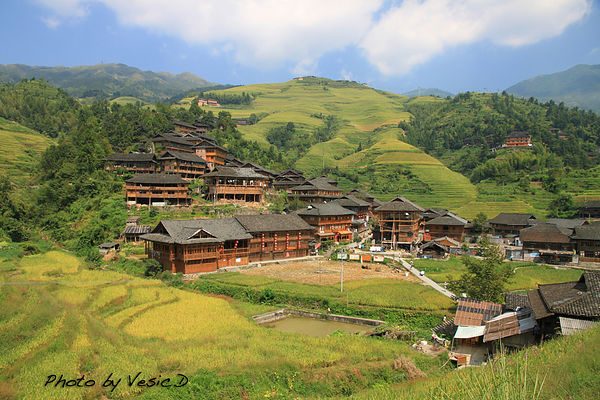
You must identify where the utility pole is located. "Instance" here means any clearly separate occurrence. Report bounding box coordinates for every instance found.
[340,258,344,292]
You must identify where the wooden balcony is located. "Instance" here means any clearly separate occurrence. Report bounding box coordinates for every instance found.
[209,185,265,195]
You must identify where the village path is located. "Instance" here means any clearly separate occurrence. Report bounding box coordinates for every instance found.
[396,258,457,299]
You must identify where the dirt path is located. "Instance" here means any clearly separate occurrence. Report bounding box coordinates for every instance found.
[242,259,420,285]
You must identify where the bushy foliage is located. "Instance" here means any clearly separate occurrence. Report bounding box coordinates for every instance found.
[450,237,514,302]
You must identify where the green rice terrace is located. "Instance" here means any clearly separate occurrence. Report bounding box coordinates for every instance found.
[1,244,598,399]
[200,78,600,218]
[0,117,53,185]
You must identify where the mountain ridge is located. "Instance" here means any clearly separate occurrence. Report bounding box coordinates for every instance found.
[506,64,600,113]
[0,63,216,103]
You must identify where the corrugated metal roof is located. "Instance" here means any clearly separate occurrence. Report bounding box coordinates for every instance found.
[454,299,503,326]
[454,325,486,339]
[559,317,598,335]
[123,225,152,235]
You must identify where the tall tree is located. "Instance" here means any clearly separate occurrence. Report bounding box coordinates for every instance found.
[451,237,513,302]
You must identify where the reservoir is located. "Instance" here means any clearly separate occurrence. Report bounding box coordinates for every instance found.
[263,315,374,337]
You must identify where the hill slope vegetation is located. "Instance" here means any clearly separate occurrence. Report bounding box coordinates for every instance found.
[0,63,215,103]
[507,64,600,113]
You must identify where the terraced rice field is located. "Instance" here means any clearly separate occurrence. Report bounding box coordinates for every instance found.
[0,117,54,185]
[0,249,443,399]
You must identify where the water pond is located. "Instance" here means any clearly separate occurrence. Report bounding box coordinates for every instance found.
[262,316,374,337]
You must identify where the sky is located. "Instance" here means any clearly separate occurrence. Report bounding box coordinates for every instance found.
[1,0,599,94]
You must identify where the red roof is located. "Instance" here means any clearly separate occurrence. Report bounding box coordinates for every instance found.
[454,299,503,326]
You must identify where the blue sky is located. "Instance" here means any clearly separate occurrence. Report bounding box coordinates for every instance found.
[1,0,599,94]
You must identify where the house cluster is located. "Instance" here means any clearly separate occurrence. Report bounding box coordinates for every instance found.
[487,212,600,265]
[445,271,600,366]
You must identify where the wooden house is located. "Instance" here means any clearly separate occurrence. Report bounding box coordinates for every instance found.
[204,167,270,203]
[519,222,575,264]
[235,214,315,262]
[173,119,200,135]
[193,140,227,170]
[142,218,252,273]
[424,212,468,242]
[332,195,371,221]
[149,133,196,154]
[297,203,355,242]
[578,200,600,219]
[290,176,343,203]
[197,99,220,107]
[374,196,424,251]
[488,213,536,236]
[273,169,306,193]
[157,150,207,180]
[571,222,600,262]
[125,174,190,207]
[224,154,245,167]
[514,272,600,337]
[104,153,157,174]
[504,131,532,148]
[240,162,279,182]
[99,242,120,255]
[141,214,315,274]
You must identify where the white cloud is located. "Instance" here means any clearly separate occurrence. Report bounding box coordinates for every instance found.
[341,69,353,81]
[36,0,591,76]
[359,0,591,75]
[41,16,61,29]
[35,0,89,18]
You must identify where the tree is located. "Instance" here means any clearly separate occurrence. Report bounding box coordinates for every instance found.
[471,212,487,234]
[547,192,576,218]
[450,237,513,302]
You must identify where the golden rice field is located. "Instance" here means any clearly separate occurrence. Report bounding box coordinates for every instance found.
[0,249,445,399]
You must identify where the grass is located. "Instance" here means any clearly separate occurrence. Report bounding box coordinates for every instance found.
[412,256,584,291]
[350,324,600,399]
[200,272,454,312]
[0,248,448,399]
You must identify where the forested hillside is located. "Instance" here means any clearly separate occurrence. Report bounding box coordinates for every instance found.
[507,64,600,113]
[1,78,600,256]
[0,63,215,103]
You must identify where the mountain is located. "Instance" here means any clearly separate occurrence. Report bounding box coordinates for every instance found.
[506,64,600,114]
[207,77,600,218]
[402,88,454,98]
[0,63,216,103]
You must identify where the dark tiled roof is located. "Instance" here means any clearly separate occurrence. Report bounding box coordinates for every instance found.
[374,196,424,212]
[158,150,207,164]
[420,241,449,252]
[291,177,341,192]
[547,218,587,230]
[240,162,278,177]
[191,139,227,152]
[488,213,536,226]
[571,223,600,241]
[505,292,531,310]
[297,203,355,217]
[173,119,197,129]
[520,222,572,243]
[123,225,152,235]
[105,153,156,162]
[203,167,268,179]
[538,272,600,318]
[126,173,187,185]
[235,214,315,233]
[150,133,196,147]
[454,299,503,326]
[527,289,553,319]
[142,218,252,244]
[332,195,371,208]
[426,215,467,226]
